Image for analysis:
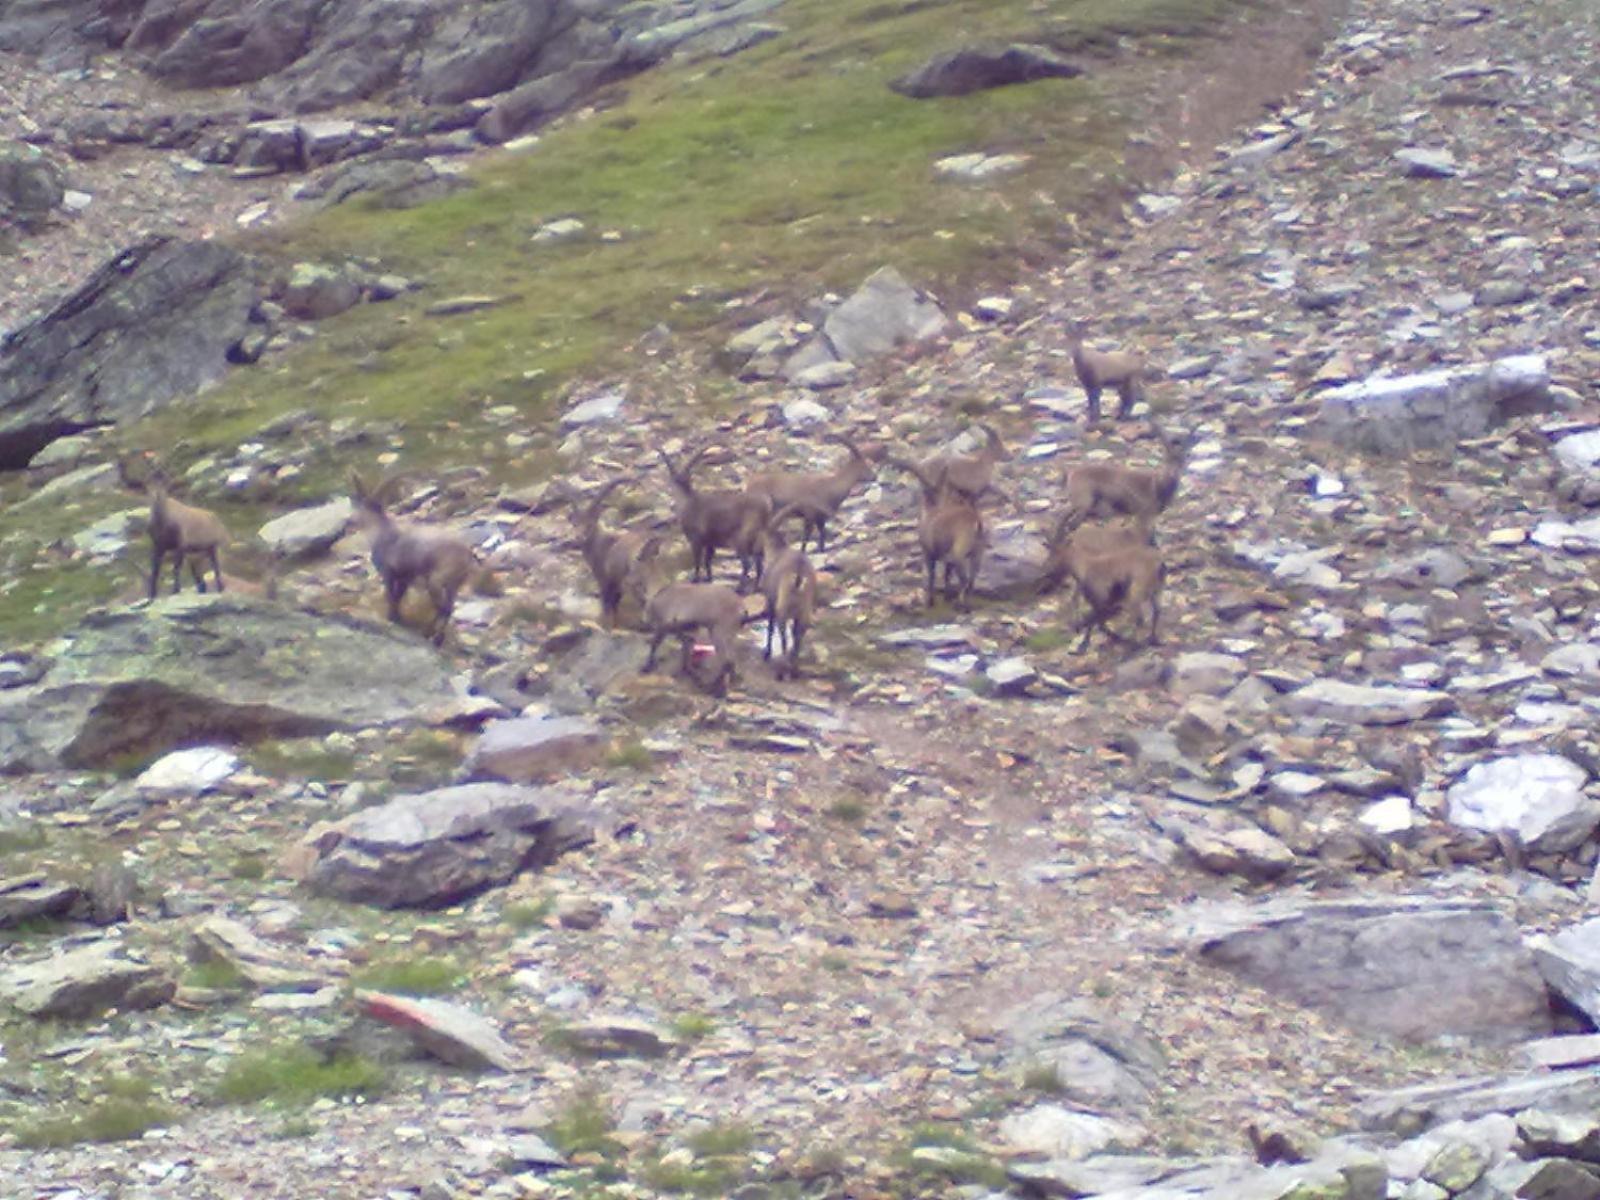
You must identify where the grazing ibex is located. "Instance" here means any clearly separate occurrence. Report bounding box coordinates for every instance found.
[571,478,659,628]
[350,471,479,645]
[756,504,819,679]
[1069,332,1147,423]
[1044,511,1164,652]
[919,423,1009,504]
[641,580,748,696]
[746,432,875,553]
[1062,427,1193,527]
[118,454,227,600]
[659,446,771,591]
[889,458,987,609]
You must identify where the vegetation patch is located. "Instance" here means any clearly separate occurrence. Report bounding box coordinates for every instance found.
[543,1088,628,1164]
[9,1073,174,1149]
[214,1043,387,1108]
[604,738,656,771]
[502,895,556,930]
[350,954,465,996]
[667,1012,717,1043]
[896,1122,1009,1189]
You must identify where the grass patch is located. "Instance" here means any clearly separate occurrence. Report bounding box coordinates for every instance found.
[825,797,869,823]
[668,1012,717,1043]
[898,1122,1009,1190]
[350,954,464,996]
[214,1043,387,1108]
[186,958,248,990]
[604,738,656,771]
[543,1088,627,1162]
[641,1156,747,1197]
[10,1073,173,1149]
[1021,1061,1066,1094]
[243,737,358,783]
[229,852,269,882]
[503,895,556,930]
[1023,626,1077,653]
[686,1122,756,1158]
[0,822,47,856]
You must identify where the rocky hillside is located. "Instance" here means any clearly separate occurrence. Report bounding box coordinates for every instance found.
[5,0,1600,1196]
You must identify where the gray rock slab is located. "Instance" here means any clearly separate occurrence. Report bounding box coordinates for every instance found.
[0,876,83,929]
[1170,652,1249,697]
[556,1016,676,1058]
[1446,755,1598,853]
[1396,147,1459,177]
[1522,1037,1600,1072]
[974,527,1052,600]
[1284,679,1455,725]
[0,595,460,772]
[188,915,324,992]
[821,266,946,364]
[462,715,607,783]
[290,782,593,908]
[1319,354,1553,455]
[0,236,257,468]
[1359,1070,1600,1134]
[998,1103,1142,1160]
[890,42,1083,98]
[1531,918,1600,1027]
[1517,1109,1600,1162]
[358,990,522,1071]
[258,497,355,559]
[1185,896,1550,1042]
[0,941,174,1018]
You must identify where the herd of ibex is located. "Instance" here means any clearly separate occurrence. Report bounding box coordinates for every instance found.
[114,333,1185,691]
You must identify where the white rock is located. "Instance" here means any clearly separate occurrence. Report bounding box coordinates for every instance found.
[998,1103,1141,1160]
[1396,147,1459,177]
[1446,754,1598,853]
[1360,795,1415,835]
[258,497,354,558]
[1321,354,1552,454]
[532,218,585,243]
[1530,918,1600,1027]
[561,391,625,427]
[781,397,830,426]
[1285,679,1455,725]
[135,746,239,793]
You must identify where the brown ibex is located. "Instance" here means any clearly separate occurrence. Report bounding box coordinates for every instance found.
[1069,332,1147,423]
[1044,511,1164,652]
[1062,427,1193,527]
[888,458,987,609]
[350,471,479,645]
[571,478,659,628]
[118,453,228,601]
[641,580,748,696]
[746,432,875,553]
[919,423,1009,504]
[756,504,819,679]
[659,446,771,591]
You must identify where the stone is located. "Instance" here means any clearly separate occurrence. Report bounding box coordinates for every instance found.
[1514,1159,1600,1200]
[792,360,856,390]
[1371,548,1477,589]
[974,527,1053,599]
[1169,652,1248,697]
[0,142,65,221]
[1360,1071,1600,1133]
[0,876,83,929]
[934,152,1030,181]
[134,746,238,793]
[1006,1155,1180,1197]
[1517,1110,1600,1162]
[555,1016,676,1058]
[1522,1038,1600,1072]
[1359,796,1415,836]
[1182,825,1296,881]
[0,236,258,469]
[0,595,460,772]
[1184,896,1550,1041]
[561,392,624,427]
[1530,919,1600,1028]
[188,915,323,991]
[1319,355,1554,455]
[985,656,1038,696]
[289,782,592,908]
[1542,644,1600,680]
[1421,1140,1492,1192]
[1396,147,1459,177]
[998,994,1164,1111]
[258,497,355,559]
[1446,755,1598,853]
[1284,680,1455,725]
[890,42,1083,98]
[310,158,475,209]
[998,1103,1142,1160]
[0,941,174,1018]
[462,716,607,783]
[781,397,830,426]
[820,266,946,364]
[358,990,523,1071]
[281,262,362,320]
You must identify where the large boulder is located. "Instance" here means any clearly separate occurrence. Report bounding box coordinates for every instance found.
[890,43,1084,99]
[1319,354,1555,454]
[1185,896,1551,1042]
[1446,755,1600,855]
[289,782,593,908]
[462,715,607,783]
[0,594,462,771]
[128,0,324,88]
[0,236,258,469]
[0,143,65,224]
[1531,918,1600,1027]
[820,266,947,365]
[0,941,175,1019]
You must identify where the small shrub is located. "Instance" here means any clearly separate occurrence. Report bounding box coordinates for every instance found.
[826,797,867,823]
[686,1121,755,1158]
[503,896,555,930]
[818,951,851,973]
[215,1044,386,1108]
[669,1013,716,1043]
[604,739,655,771]
[543,1088,625,1161]
[351,954,464,995]
[641,1157,743,1196]
[1021,1061,1065,1094]
[229,853,269,882]
[11,1074,173,1149]
[1023,627,1075,653]
[186,958,248,990]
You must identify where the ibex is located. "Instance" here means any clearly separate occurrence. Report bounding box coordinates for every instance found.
[1044,512,1164,651]
[659,446,771,591]
[756,504,819,679]
[1069,331,1147,423]
[118,453,227,600]
[571,478,659,628]
[746,432,875,552]
[349,471,479,645]
[888,458,987,609]
[1062,427,1193,527]
[919,423,1009,504]
[641,580,748,696]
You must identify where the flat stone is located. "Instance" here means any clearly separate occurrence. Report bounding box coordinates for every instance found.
[358,990,523,1071]
[1531,918,1600,1028]
[1169,652,1248,697]
[1396,147,1459,177]
[1360,1070,1600,1133]
[1517,1109,1600,1160]
[792,360,856,390]
[257,497,354,560]
[820,265,945,364]
[998,1103,1142,1160]
[188,915,323,992]
[0,941,174,1019]
[556,1016,676,1059]
[462,716,607,784]
[1320,354,1553,455]
[985,656,1038,695]
[0,876,83,929]
[561,392,624,427]
[1284,679,1455,725]
[134,746,238,794]
[1182,826,1296,881]
[1522,1037,1600,1072]
[1446,754,1598,853]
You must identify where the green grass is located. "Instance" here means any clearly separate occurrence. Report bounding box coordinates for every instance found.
[10,1073,173,1149]
[897,1122,1009,1190]
[243,737,359,783]
[543,1088,627,1161]
[1023,626,1077,653]
[825,796,869,823]
[687,1122,756,1158]
[350,954,464,995]
[1021,1061,1066,1093]
[604,738,656,771]
[0,822,47,856]
[668,1012,717,1043]
[503,896,556,930]
[186,958,248,990]
[214,1044,387,1108]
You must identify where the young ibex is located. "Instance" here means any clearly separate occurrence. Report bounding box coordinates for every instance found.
[1062,427,1193,527]
[641,580,748,696]
[889,458,987,609]
[572,478,659,628]
[1070,332,1147,423]
[350,471,479,645]
[659,446,771,591]
[746,432,874,553]
[756,504,819,679]
[118,454,228,600]
[919,423,1009,504]
[1045,513,1164,651]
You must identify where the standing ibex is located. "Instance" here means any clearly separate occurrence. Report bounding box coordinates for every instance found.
[571,478,659,628]
[756,504,819,679]
[1069,330,1147,423]
[350,471,479,645]
[118,453,228,600]
[1044,511,1164,652]
[919,423,1009,505]
[641,580,748,696]
[746,432,875,553]
[888,457,988,609]
[1062,426,1193,527]
[659,446,771,591]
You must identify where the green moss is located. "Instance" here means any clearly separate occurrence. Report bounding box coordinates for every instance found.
[503,896,556,930]
[215,1044,387,1107]
[686,1122,756,1158]
[186,958,248,990]
[243,737,358,783]
[0,822,47,856]
[543,1088,627,1161]
[10,1073,173,1149]
[604,738,656,771]
[668,1012,717,1043]
[350,954,464,996]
